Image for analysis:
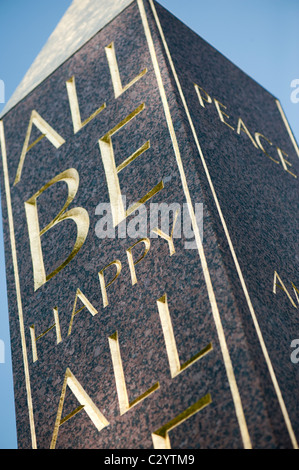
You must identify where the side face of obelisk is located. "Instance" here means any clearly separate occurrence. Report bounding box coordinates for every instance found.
[152,1,299,449]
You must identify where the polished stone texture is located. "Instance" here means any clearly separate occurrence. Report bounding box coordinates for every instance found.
[0,0,298,449]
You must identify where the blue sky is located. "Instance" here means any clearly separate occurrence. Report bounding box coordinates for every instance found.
[0,0,298,449]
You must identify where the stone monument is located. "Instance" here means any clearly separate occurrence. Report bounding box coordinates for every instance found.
[0,0,298,449]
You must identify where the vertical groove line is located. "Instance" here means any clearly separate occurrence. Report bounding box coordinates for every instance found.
[137,0,252,449]
[0,121,37,448]
[276,99,299,159]
[148,0,298,449]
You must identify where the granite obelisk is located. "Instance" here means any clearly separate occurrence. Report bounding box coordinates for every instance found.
[0,0,298,449]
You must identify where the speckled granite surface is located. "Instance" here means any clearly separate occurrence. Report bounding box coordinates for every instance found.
[0,0,298,449]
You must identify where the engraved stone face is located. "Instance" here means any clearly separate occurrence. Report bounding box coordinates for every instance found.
[0,0,298,449]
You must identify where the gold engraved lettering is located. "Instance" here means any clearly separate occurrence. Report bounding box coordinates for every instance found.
[156,293,212,378]
[276,147,297,178]
[193,85,296,181]
[213,99,235,131]
[30,307,61,363]
[291,283,299,305]
[66,76,106,134]
[98,260,122,308]
[236,118,258,149]
[275,99,299,159]
[273,271,297,308]
[68,288,98,336]
[194,83,212,108]
[152,208,179,256]
[126,237,150,286]
[24,168,89,291]
[14,110,65,185]
[254,132,279,164]
[152,393,212,449]
[98,103,164,226]
[105,41,147,98]
[108,331,159,416]
[50,367,109,449]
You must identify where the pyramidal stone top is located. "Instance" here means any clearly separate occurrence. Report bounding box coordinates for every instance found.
[1,0,134,117]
